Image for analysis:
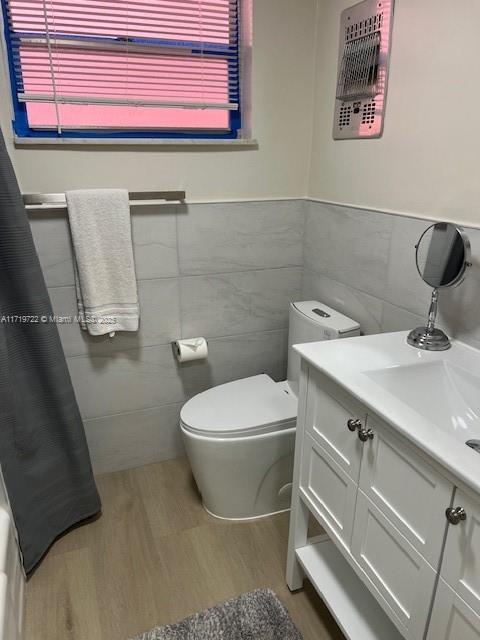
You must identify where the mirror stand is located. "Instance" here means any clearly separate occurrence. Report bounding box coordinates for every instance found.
[407,288,451,351]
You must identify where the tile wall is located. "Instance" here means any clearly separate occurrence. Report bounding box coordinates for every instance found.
[29,200,304,473]
[303,201,480,348]
[30,198,480,473]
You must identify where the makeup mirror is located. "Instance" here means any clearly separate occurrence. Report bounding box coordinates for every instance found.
[407,223,471,351]
[416,223,470,289]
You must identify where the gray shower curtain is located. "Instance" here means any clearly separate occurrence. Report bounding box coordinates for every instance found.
[0,129,101,573]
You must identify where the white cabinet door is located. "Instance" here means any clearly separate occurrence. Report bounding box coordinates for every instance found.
[300,434,357,552]
[359,418,453,566]
[305,368,366,483]
[427,578,480,640]
[352,490,437,640]
[441,488,480,616]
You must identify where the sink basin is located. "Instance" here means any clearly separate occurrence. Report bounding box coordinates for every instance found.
[366,360,480,443]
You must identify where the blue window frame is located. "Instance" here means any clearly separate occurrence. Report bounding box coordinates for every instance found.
[1,0,242,140]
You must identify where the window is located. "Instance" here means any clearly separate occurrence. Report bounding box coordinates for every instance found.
[1,0,243,140]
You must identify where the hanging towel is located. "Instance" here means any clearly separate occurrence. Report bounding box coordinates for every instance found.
[66,189,139,336]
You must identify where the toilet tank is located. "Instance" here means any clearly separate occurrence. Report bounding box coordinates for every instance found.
[287,301,360,395]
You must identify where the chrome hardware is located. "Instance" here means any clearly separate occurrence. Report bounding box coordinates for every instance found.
[347,419,374,442]
[347,418,362,432]
[407,324,451,351]
[407,289,451,351]
[23,190,186,211]
[446,506,467,525]
[358,428,374,442]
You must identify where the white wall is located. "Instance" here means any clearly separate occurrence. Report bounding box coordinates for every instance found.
[0,0,316,200]
[4,0,480,222]
[308,0,480,228]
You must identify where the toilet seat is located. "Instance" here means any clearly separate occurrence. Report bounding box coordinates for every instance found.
[180,374,297,438]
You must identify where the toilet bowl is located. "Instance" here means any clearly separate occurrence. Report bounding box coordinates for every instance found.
[181,301,360,520]
[181,374,297,520]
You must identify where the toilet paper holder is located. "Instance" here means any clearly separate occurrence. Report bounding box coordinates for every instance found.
[172,337,209,363]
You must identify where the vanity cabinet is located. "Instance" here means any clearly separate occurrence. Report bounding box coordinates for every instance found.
[287,363,475,640]
[426,487,480,639]
[300,434,357,550]
[351,490,437,638]
[436,487,480,615]
[304,368,366,483]
[358,414,453,566]
[427,579,480,640]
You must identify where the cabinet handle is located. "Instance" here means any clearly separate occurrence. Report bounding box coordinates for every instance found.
[358,428,374,442]
[347,419,374,442]
[347,418,362,432]
[446,506,467,525]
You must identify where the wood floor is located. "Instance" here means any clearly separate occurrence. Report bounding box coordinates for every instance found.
[25,458,345,640]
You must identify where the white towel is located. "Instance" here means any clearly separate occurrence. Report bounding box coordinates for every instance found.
[66,189,139,336]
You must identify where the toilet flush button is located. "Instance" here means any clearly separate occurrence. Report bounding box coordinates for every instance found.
[312,308,331,318]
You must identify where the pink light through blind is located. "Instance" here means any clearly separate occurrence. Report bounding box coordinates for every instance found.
[6,0,239,132]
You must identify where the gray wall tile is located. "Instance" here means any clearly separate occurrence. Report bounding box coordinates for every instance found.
[209,329,288,385]
[131,204,180,280]
[29,205,180,288]
[305,201,480,351]
[180,267,302,339]
[39,197,480,476]
[385,215,433,316]
[49,278,181,357]
[304,201,394,299]
[81,328,288,473]
[384,215,480,344]
[29,212,75,287]
[46,286,82,356]
[67,345,185,420]
[177,200,304,274]
[84,404,184,475]
[136,278,182,346]
[380,302,425,334]
[29,200,301,473]
[66,328,288,419]
[177,329,289,399]
[302,269,383,335]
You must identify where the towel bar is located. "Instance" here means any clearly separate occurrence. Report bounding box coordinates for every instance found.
[23,190,185,211]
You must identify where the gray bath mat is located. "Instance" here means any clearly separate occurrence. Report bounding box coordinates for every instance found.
[131,589,303,640]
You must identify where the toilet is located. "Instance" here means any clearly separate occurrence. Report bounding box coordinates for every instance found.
[181,301,360,520]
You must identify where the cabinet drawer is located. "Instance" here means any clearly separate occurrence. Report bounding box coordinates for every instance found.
[352,490,436,640]
[359,419,453,566]
[305,367,366,483]
[441,488,480,616]
[300,434,357,551]
[427,578,480,640]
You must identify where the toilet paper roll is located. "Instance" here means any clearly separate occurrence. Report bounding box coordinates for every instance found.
[173,337,208,363]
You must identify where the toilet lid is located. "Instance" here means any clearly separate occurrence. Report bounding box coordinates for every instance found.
[180,374,297,437]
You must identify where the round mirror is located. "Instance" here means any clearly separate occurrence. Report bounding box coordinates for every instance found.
[416,223,471,289]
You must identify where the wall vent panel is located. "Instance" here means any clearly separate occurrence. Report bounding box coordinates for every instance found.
[333,0,394,140]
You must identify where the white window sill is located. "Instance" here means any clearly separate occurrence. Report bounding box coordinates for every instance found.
[14,136,258,148]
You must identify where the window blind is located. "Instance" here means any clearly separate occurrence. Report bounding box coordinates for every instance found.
[3,0,240,134]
